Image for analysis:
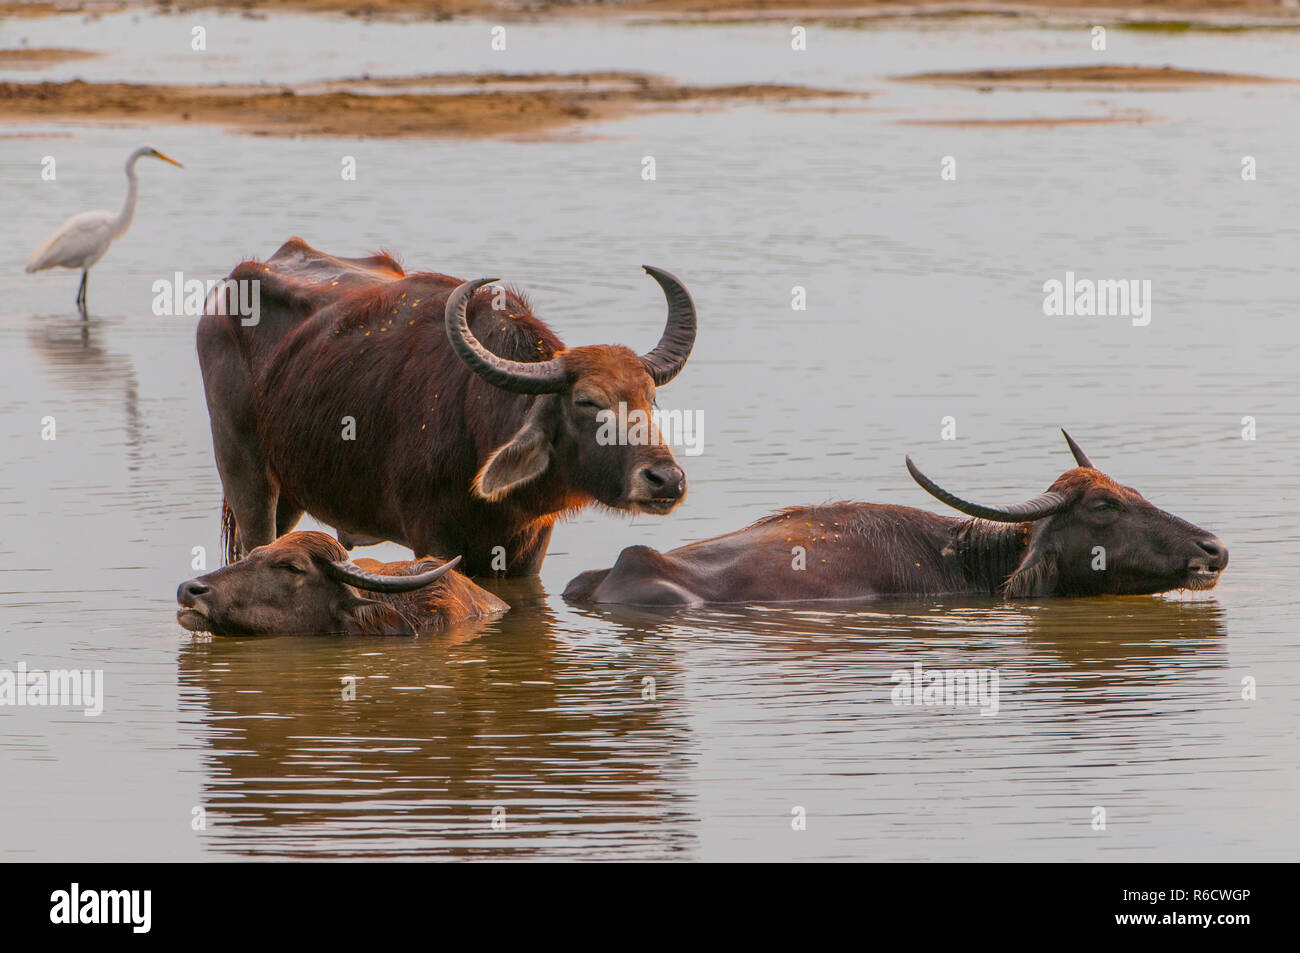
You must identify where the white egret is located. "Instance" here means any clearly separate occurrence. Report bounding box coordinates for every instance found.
[25,145,183,311]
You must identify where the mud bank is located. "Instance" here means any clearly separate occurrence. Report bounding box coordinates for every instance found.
[0,48,103,67]
[0,72,857,137]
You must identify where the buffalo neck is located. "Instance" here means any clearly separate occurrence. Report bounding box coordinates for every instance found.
[948,518,1032,595]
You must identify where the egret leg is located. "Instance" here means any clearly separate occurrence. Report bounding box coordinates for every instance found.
[75,270,88,310]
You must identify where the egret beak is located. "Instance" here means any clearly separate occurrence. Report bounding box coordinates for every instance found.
[151,150,184,168]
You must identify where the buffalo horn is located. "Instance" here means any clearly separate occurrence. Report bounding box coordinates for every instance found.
[445,278,567,394]
[639,266,697,386]
[1061,429,1095,469]
[325,555,463,593]
[906,456,1067,523]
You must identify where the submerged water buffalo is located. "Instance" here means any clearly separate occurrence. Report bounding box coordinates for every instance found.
[176,531,507,635]
[198,238,696,576]
[564,432,1228,606]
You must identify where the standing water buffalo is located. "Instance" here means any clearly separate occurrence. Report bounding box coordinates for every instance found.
[564,432,1228,606]
[176,531,507,635]
[198,238,696,576]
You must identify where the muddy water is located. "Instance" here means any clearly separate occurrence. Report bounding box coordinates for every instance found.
[1,14,1297,860]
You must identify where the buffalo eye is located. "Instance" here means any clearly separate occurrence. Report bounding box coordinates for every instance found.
[272,561,307,574]
[1089,499,1119,513]
[574,396,605,412]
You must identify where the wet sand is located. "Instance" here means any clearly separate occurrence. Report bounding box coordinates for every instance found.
[0,73,857,138]
[898,64,1287,89]
[895,112,1159,127]
[597,0,1300,27]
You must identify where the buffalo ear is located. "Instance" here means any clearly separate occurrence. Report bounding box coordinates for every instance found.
[1002,533,1059,598]
[336,593,416,636]
[474,398,553,502]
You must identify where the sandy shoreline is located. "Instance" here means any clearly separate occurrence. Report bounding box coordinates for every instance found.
[0,61,1283,140]
[0,48,104,67]
[0,73,858,138]
[1,0,1299,25]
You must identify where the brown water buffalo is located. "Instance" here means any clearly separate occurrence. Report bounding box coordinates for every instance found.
[198,238,696,576]
[564,432,1228,606]
[176,531,507,636]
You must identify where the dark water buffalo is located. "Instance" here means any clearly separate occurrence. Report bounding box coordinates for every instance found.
[198,238,696,576]
[564,432,1228,606]
[176,531,507,635]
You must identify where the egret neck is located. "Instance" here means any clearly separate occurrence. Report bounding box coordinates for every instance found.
[113,147,152,240]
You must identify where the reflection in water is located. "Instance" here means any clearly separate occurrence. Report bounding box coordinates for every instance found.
[991,596,1228,691]
[177,594,698,859]
[178,590,1226,859]
[569,594,1226,676]
[27,314,144,470]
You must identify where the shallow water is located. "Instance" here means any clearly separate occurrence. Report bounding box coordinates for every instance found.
[1,13,1297,860]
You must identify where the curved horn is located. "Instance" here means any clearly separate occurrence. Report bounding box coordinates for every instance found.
[639,266,697,386]
[325,555,463,593]
[1061,428,1095,469]
[445,278,567,394]
[905,456,1067,523]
